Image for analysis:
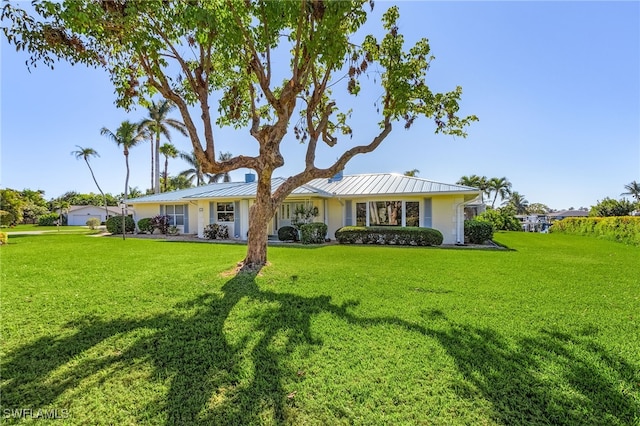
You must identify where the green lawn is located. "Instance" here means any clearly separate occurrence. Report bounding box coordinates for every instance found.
[1,232,638,425]
[2,225,100,234]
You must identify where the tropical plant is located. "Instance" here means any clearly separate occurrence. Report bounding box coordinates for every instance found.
[404,169,420,177]
[502,191,528,215]
[487,177,512,209]
[100,121,145,203]
[150,215,171,234]
[71,146,110,220]
[161,175,194,192]
[621,180,640,202]
[179,151,232,186]
[457,175,490,201]
[527,203,550,215]
[589,197,636,217]
[4,2,477,271]
[159,143,179,192]
[138,100,188,194]
[85,217,101,229]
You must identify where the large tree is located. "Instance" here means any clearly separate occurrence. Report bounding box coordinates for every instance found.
[71,145,110,220]
[138,100,188,194]
[3,1,476,270]
[100,121,145,203]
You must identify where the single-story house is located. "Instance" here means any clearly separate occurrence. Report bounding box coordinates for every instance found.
[66,205,121,226]
[127,173,483,245]
[547,209,589,222]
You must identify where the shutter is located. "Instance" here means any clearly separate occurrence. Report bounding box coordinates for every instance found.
[234,201,240,236]
[183,204,189,233]
[423,198,432,228]
[345,200,353,226]
[159,205,165,215]
[209,202,214,224]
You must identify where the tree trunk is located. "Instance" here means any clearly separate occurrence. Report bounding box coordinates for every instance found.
[154,132,161,194]
[163,157,169,192]
[85,159,110,222]
[241,173,275,271]
[150,139,154,192]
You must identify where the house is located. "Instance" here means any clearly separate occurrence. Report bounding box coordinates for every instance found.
[547,209,589,222]
[66,205,121,226]
[127,173,483,245]
[515,214,550,232]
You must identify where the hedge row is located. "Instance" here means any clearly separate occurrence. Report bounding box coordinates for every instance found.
[335,226,443,246]
[464,219,494,244]
[550,216,640,246]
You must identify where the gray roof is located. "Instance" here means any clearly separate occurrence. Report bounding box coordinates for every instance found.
[547,209,589,217]
[306,173,479,197]
[128,173,480,204]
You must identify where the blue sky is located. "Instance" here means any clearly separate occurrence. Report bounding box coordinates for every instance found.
[2,1,639,210]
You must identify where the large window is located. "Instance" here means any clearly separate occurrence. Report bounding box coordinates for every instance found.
[216,202,234,222]
[165,205,184,226]
[355,201,420,227]
[369,201,402,226]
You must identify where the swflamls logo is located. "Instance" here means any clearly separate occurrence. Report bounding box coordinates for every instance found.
[3,408,70,419]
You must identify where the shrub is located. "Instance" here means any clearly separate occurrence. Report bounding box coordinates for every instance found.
[550,216,640,246]
[106,215,135,234]
[151,215,170,234]
[167,226,179,235]
[86,217,101,230]
[464,219,494,244]
[589,197,636,217]
[0,211,15,227]
[476,208,521,231]
[137,218,153,233]
[203,223,230,239]
[300,222,327,244]
[335,226,443,246]
[38,213,60,226]
[277,225,299,242]
[0,232,7,245]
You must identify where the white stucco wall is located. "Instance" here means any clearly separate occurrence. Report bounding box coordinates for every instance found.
[431,196,463,245]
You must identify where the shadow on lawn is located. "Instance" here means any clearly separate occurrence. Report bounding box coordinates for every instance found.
[2,274,637,425]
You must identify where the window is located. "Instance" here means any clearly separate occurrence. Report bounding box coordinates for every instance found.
[217,202,234,222]
[356,203,366,226]
[165,205,184,226]
[368,201,402,226]
[280,202,308,220]
[406,202,419,227]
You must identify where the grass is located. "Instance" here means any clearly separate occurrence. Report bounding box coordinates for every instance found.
[1,232,638,425]
[2,225,100,234]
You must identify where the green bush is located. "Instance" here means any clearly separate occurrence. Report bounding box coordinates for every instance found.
[300,222,327,244]
[204,223,229,239]
[0,232,7,245]
[277,225,299,242]
[464,219,494,244]
[550,216,640,246]
[106,215,135,234]
[137,218,153,233]
[589,198,636,217]
[476,208,521,231]
[335,226,443,246]
[38,213,60,226]
[86,217,101,230]
[0,210,16,227]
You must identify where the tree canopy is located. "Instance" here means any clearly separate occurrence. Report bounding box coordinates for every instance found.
[3,1,477,269]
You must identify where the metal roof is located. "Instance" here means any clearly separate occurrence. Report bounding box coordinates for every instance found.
[128,173,480,203]
[306,173,479,197]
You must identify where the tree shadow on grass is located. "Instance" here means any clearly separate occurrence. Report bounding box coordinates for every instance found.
[2,274,638,424]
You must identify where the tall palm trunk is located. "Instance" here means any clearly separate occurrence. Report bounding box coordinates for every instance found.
[150,137,154,192]
[163,155,169,192]
[84,158,110,221]
[154,132,161,194]
[124,149,130,208]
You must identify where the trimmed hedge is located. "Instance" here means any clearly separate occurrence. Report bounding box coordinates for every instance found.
[38,213,60,226]
[300,222,327,244]
[550,216,640,246]
[137,218,153,233]
[464,219,494,244]
[277,225,299,242]
[335,226,443,246]
[106,215,135,234]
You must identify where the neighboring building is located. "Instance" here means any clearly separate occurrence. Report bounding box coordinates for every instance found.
[515,214,550,232]
[127,173,483,245]
[66,205,121,226]
[547,209,589,222]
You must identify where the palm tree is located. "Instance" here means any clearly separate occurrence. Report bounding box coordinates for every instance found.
[404,169,420,177]
[179,150,233,185]
[621,180,640,202]
[504,191,529,215]
[138,100,187,194]
[487,177,512,208]
[209,151,233,183]
[71,145,110,221]
[457,175,490,202]
[159,143,179,192]
[101,121,145,202]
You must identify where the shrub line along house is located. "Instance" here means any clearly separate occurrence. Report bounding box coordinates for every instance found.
[127,173,483,245]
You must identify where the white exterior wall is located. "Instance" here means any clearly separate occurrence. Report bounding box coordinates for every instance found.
[431,196,463,245]
[67,206,117,226]
[325,198,345,240]
[131,204,159,229]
